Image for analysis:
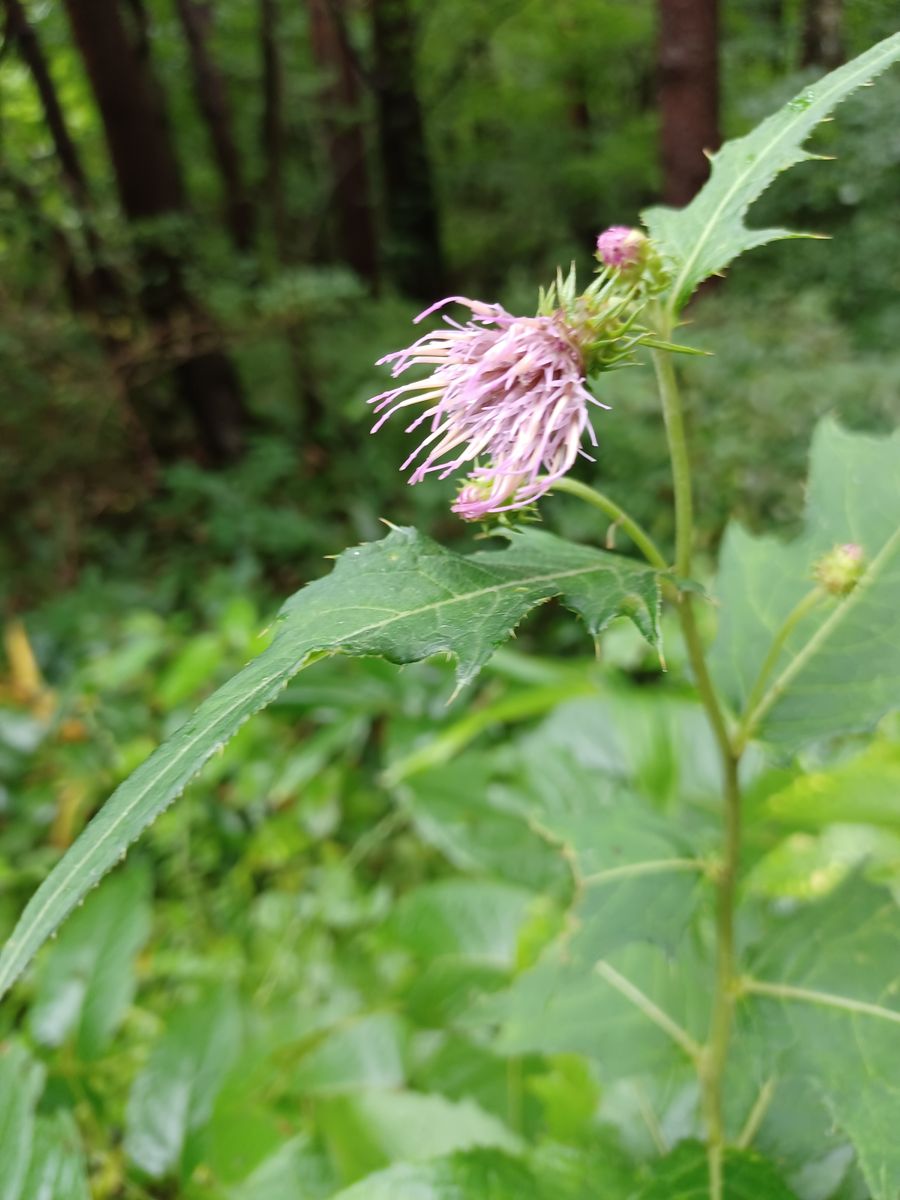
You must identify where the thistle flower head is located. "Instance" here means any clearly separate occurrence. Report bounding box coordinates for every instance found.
[596,226,648,271]
[369,296,609,520]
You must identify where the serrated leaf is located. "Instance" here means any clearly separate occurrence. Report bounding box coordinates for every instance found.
[712,421,900,748]
[743,878,900,1199]
[643,33,900,310]
[28,864,151,1058]
[0,527,660,1003]
[125,985,242,1179]
[634,1139,799,1199]
[20,1113,90,1200]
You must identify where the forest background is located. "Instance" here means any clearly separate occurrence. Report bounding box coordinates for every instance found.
[1,1,899,1198]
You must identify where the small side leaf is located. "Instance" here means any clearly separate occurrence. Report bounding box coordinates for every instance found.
[644,33,900,310]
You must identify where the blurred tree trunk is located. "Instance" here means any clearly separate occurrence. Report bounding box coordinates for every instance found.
[259,0,288,257]
[1,0,128,316]
[801,0,844,68]
[372,0,445,300]
[307,0,378,286]
[258,0,327,443]
[658,0,720,207]
[173,0,256,252]
[61,0,246,464]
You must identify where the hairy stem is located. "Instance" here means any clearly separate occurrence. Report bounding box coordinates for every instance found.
[545,476,668,570]
[651,335,741,1200]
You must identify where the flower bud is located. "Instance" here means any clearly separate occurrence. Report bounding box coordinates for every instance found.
[813,543,865,596]
[595,226,649,271]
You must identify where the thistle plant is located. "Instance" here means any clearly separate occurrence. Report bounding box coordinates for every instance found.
[3,33,900,1200]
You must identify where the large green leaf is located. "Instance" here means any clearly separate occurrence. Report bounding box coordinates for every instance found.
[479,732,712,1100]
[20,1113,90,1200]
[764,742,900,830]
[643,33,900,311]
[28,864,151,1058]
[490,941,708,1081]
[742,878,900,1199]
[712,421,900,748]
[508,744,711,956]
[0,527,660,1002]
[0,1045,43,1200]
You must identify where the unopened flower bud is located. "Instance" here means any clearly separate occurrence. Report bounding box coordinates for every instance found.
[596,226,648,271]
[814,543,865,596]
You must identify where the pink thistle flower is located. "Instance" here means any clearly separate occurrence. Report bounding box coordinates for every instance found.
[369,296,609,520]
[596,226,648,270]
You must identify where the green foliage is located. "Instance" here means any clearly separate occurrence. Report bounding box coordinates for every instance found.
[0,526,661,1001]
[3,21,900,1200]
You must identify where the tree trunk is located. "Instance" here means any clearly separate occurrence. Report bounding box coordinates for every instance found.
[801,0,844,68]
[372,0,445,300]
[307,0,378,285]
[260,0,288,257]
[174,0,256,251]
[658,0,720,207]
[3,0,89,195]
[62,0,246,464]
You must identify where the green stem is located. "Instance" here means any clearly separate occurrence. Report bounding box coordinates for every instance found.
[544,476,669,570]
[732,588,825,753]
[651,333,740,1200]
[652,344,693,579]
